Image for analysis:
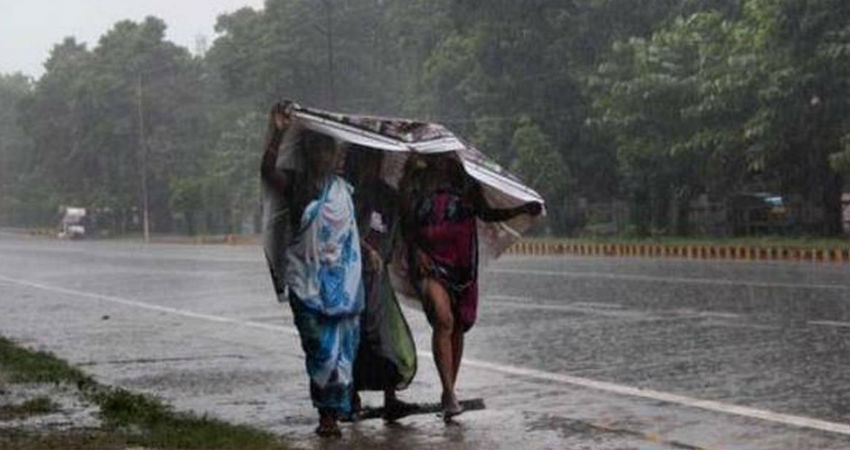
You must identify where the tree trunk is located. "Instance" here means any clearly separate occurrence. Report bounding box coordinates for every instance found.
[823,172,844,235]
[632,188,651,237]
[674,195,691,236]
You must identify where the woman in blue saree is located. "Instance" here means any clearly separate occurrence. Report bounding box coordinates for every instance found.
[262,111,363,437]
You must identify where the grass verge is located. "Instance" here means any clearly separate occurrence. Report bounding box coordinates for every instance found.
[0,336,93,386]
[0,396,60,421]
[0,336,289,450]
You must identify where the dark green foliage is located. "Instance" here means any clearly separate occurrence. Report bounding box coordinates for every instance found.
[2,0,848,236]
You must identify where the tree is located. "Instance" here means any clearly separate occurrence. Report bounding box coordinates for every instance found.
[510,117,573,232]
[10,0,848,238]
[202,111,265,234]
[739,0,850,234]
[207,0,453,116]
[88,17,209,233]
[15,18,212,233]
[590,12,752,234]
[16,38,94,226]
[0,73,34,225]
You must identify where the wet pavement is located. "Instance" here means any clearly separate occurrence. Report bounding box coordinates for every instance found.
[1,233,849,449]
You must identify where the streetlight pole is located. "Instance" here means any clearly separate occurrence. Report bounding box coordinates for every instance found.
[136,74,151,243]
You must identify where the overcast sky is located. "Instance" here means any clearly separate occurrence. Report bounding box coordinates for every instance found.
[1,0,265,78]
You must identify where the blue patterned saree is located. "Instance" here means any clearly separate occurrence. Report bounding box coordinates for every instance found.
[285,175,363,415]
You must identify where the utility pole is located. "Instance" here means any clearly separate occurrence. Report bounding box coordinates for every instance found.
[136,74,151,243]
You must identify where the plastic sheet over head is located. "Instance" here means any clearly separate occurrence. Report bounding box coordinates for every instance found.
[262,101,547,303]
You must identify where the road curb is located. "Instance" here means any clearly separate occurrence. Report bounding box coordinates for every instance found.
[504,240,850,263]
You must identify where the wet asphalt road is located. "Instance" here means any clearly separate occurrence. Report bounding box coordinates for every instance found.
[1,233,849,449]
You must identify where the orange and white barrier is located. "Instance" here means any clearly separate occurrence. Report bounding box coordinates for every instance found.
[505,240,850,263]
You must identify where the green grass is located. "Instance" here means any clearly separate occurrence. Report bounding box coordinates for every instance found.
[0,396,60,421]
[0,430,126,450]
[96,388,287,450]
[0,336,93,386]
[0,335,290,450]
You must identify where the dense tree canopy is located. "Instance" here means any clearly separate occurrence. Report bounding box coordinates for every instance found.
[1,0,848,236]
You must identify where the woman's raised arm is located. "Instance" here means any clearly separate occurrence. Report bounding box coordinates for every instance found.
[472,183,542,222]
[260,104,293,194]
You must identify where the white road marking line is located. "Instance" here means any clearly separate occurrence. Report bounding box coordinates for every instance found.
[488,295,748,320]
[0,274,298,336]
[662,309,742,319]
[139,286,269,302]
[3,273,850,437]
[808,320,850,329]
[488,299,621,313]
[692,311,741,319]
[701,320,781,331]
[571,301,624,310]
[489,268,850,291]
[460,358,850,436]
[486,296,641,318]
[487,296,800,332]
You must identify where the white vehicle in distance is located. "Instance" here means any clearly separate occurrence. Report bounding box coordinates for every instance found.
[58,206,87,239]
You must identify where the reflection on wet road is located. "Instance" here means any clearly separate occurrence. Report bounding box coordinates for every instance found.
[478,257,850,425]
[1,235,849,449]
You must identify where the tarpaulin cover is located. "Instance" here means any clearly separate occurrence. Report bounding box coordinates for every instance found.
[262,102,546,303]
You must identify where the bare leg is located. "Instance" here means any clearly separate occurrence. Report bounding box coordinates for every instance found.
[423,279,461,417]
[424,279,456,399]
[451,323,464,387]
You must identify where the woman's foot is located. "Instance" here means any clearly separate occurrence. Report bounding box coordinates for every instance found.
[441,391,463,421]
[337,392,360,422]
[315,410,341,438]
